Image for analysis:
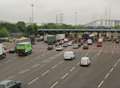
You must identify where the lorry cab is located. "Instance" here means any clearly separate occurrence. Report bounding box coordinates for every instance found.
[0,44,6,59]
[16,42,32,56]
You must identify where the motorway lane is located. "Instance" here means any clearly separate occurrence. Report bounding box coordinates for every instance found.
[53,42,119,88]
[0,43,82,80]
[0,42,63,80]
[26,44,100,88]
[95,43,120,88]
[8,43,99,88]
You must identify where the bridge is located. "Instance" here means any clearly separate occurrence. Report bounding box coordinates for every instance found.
[38,29,120,33]
[85,19,120,28]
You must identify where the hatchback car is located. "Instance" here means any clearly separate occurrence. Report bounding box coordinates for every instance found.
[80,57,91,66]
[47,45,53,50]
[56,46,63,51]
[73,44,79,49]
[64,51,75,60]
[83,44,89,49]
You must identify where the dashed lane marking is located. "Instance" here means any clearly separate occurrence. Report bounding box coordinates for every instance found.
[18,69,30,74]
[61,73,69,80]
[97,80,104,88]
[104,73,110,79]
[70,67,76,72]
[28,77,39,85]
[31,64,40,68]
[51,64,58,69]
[50,81,59,88]
[41,70,50,77]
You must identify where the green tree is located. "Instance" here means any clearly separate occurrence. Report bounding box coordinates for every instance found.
[0,27,9,37]
[16,21,26,33]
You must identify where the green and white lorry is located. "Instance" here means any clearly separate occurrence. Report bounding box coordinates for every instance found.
[16,42,32,56]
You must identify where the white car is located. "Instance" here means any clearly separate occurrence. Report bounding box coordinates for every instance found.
[64,51,75,60]
[87,39,93,45]
[80,57,91,66]
[64,38,69,42]
[73,44,79,49]
[68,41,73,46]
[56,46,63,51]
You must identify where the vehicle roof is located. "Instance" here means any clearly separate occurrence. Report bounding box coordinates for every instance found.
[81,57,89,60]
[64,51,73,53]
[17,42,31,45]
[0,80,13,85]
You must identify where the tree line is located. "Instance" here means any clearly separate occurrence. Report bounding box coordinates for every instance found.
[0,22,84,37]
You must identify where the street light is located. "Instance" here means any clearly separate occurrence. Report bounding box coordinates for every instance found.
[31,3,34,24]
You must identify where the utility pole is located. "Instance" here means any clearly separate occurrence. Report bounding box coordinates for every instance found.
[75,11,78,26]
[56,14,58,24]
[75,11,78,29]
[31,3,34,24]
[60,13,64,24]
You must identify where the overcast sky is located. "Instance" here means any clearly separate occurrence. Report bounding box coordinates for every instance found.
[0,0,120,24]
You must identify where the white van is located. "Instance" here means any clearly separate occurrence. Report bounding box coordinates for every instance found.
[80,57,91,66]
[0,44,6,59]
[64,51,75,60]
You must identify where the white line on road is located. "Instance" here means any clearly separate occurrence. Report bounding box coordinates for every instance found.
[51,64,58,69]
[61,73,69,80]
[70,67,76,72]
[97,80,104,88]
[41,70,50,77]
[50,81,58,88]
[31,64,40,68]
[104,73,110,79]
[7,75,16,79]
[18,69,30,74]
[109,68,114,73]
[28,77,39,85]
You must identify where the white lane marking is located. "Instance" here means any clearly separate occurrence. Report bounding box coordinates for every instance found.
[109,68,114,73]
[51,64,58,69]
[97,49,102,56]
[18,69,30,74]
[104,73,110,79]
[50,81,58,88]
[70,67,76,72]
[61,73,69,80]
[113,62,118,68]
[41,70,50,77]
[97,80,104,88]
[28,77,39,85]
[7,75,15,79]
[97,58,120,88]
[31,64,40,68]
[4,60,12,64]
[76,62,80,66]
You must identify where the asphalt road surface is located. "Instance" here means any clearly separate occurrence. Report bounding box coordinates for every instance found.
[0,41,120,88]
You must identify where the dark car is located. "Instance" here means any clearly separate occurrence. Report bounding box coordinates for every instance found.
[0,80,22,88]
[115,39,119,44]
[97,42,102,47]
[47,45,53,50]
[83,44,89,49]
